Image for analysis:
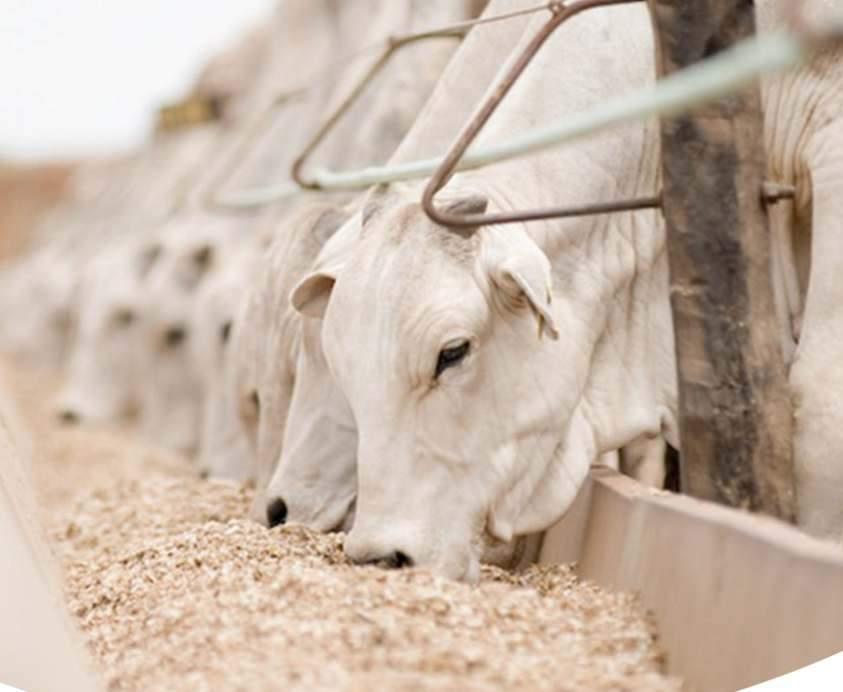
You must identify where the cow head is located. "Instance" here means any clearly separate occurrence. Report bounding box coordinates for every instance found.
[55,240,160,424]
[262,217,360,531]
[291,194,604,580]
[136,218,230,455]
[213,204,352,518]
[192,246,255,480]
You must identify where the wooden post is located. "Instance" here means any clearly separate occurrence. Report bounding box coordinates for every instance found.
[646,0,796,520]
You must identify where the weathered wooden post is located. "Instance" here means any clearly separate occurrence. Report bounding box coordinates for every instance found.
[646,0,796,520]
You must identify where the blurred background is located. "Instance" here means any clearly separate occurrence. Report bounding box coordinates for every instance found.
[1,0,275,254]
[1,0,275,162]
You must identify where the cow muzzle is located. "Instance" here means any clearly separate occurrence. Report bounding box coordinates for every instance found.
[343,531,415,570]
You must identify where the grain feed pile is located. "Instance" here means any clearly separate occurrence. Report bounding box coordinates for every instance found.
[6,359,683,691]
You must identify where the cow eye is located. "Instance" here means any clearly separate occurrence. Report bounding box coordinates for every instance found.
[113,308,136,328]
[435,340,471,378]
[249,390,261,418]
[219,320,232,345]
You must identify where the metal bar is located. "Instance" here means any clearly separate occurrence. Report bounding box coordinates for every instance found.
[306,6,833,196]
[208,0,838,209]
[291,32,464,190]
[422,0,651,228]
[201,89,307,214]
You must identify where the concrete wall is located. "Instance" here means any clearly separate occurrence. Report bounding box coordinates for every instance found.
[539,468,843,691]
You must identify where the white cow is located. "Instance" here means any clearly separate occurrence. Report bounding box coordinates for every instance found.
[135,215,237,454]
[192,220,283,479]
[291,2,843,579]
[260,0,540,527]
[55,237,162,424]
[262,0,666,533]
[0,246,76,370]
[230,204,354,489]
[255,210,359,525]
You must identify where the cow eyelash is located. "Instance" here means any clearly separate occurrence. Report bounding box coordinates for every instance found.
[435,340,471,379]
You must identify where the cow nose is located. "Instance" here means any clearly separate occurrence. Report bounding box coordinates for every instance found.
[380,551,413,569]
[266,498,288,528]
[163,324,187,348]
[57,408,80,425]
[354,550,414,570]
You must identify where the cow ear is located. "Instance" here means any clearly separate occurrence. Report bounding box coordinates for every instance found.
[293,210,360,319]
[485,229,559,340]
[290,270,336,319]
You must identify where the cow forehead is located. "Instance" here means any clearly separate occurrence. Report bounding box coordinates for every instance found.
[343,215,476,313]
[363,201,477,259]
[330,222,487,375]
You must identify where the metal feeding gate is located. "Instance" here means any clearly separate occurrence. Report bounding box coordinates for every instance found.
[212,0,840,519]
[418,0,801,517]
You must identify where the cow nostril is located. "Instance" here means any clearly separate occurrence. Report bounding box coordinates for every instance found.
[266,498,288,528]
[58,409,80,425]
[164,325,187,348]
[390,551,413,569]
[371,551,413,569]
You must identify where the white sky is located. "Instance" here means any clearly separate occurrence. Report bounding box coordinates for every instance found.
[1,0,275,161]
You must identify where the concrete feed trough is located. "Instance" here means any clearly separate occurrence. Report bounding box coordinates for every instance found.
[1,362,843,691]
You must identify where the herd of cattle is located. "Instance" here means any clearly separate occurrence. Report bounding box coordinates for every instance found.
[1,0,842,580]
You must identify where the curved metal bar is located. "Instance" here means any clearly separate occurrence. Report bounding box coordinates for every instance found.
[291,32,465,190]
[205,0,830,210]
[295,27,814,194]
[289,3,565,190]
[422,0,657,228]
[419,0,819,227]
[214,2,558,207]
[201,89,308,214]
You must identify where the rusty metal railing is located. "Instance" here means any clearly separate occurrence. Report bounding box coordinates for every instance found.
[422,0,659,228]
[207,2,559,211]
[205,0,842,213]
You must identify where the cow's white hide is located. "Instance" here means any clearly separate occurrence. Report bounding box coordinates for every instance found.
[193,231,273,480]
[230,203,353,496]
